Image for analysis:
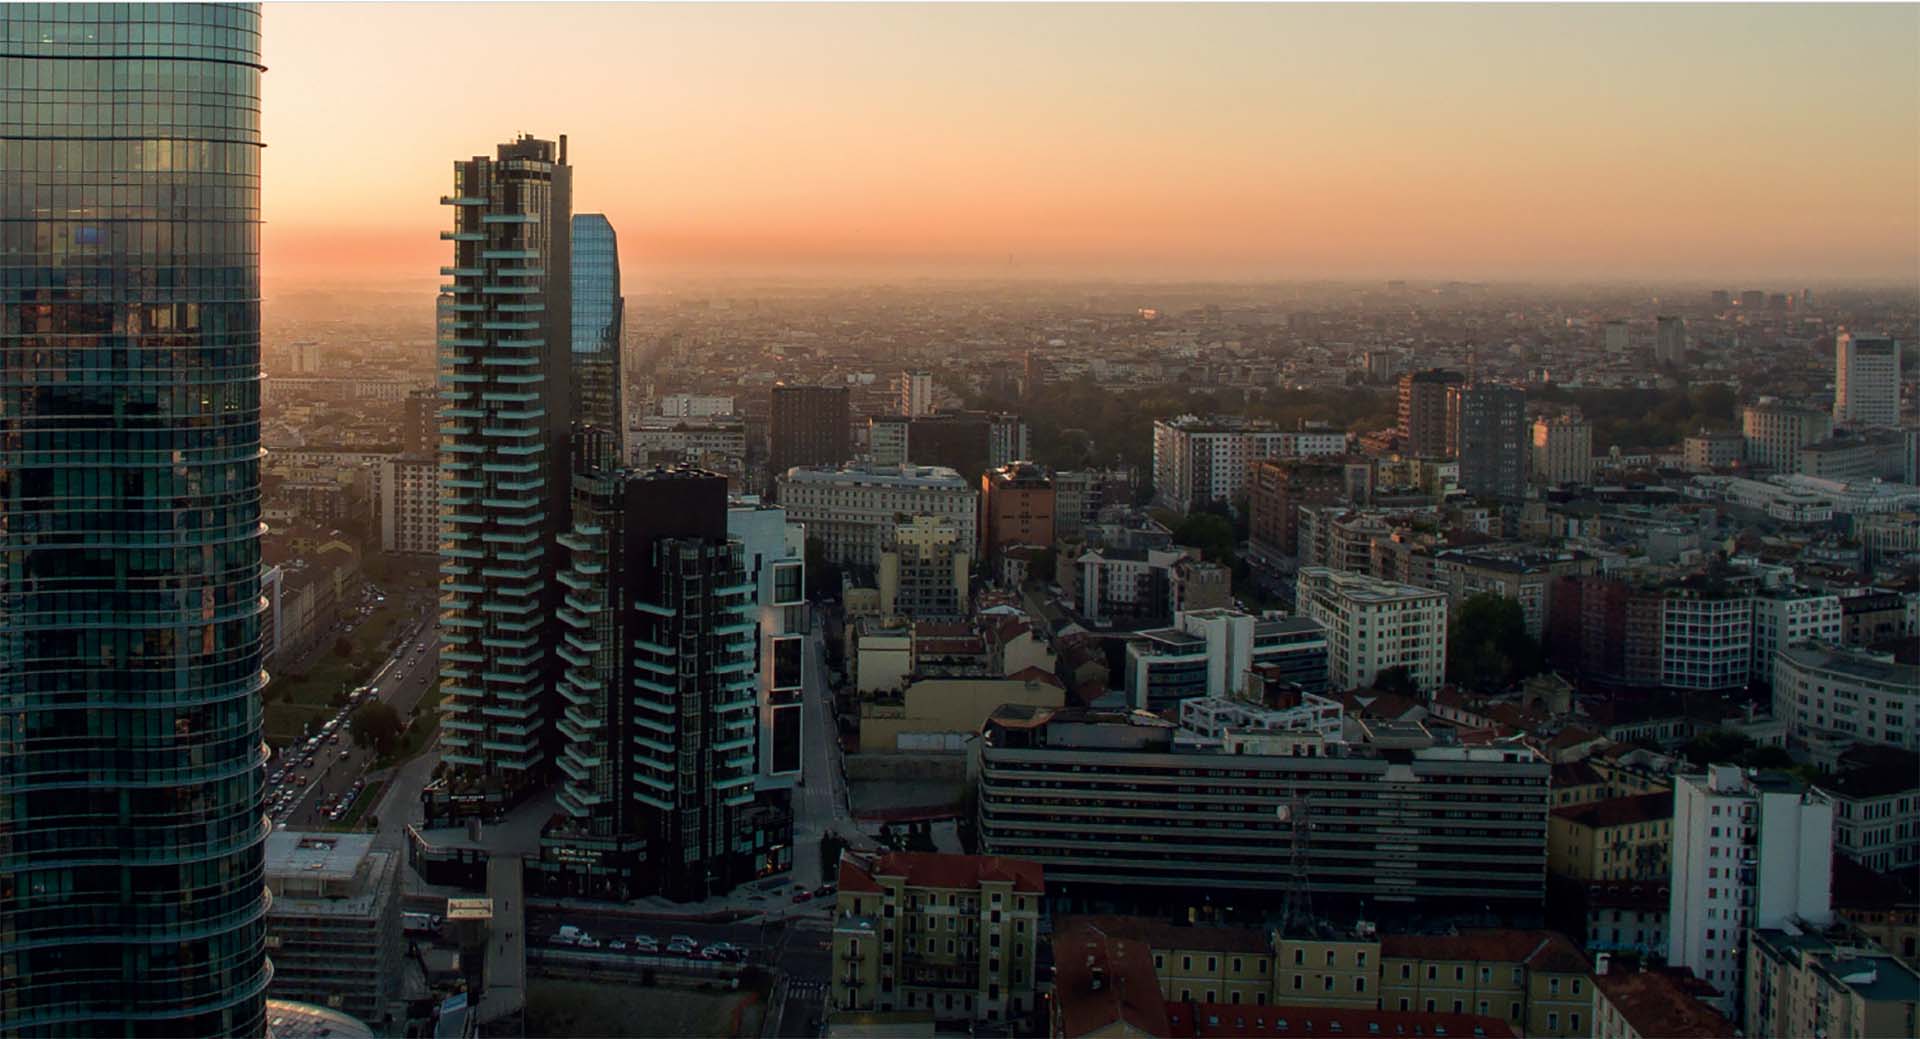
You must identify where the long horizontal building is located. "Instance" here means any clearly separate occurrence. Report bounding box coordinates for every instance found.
[1773,643,1920,762]
[977,700,1550,915]
[775,463,976,570]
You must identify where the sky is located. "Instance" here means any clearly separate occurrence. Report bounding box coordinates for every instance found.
[260,2,1920,287]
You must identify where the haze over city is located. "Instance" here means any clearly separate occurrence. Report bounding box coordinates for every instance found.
[261,2,1920,287]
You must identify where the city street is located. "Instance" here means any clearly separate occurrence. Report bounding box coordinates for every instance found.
[270,611,440,832]
[791,615,877,890]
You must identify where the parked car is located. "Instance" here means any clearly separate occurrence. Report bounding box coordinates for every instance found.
[791,890,814,903]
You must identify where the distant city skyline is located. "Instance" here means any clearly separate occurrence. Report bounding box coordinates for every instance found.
[262,3,1919,286]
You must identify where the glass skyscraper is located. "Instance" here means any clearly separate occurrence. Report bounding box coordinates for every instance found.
[433,136,573,799]
[0,4,271,1034]
[570,212,622,444]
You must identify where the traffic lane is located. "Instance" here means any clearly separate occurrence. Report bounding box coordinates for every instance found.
[525,911,775,952]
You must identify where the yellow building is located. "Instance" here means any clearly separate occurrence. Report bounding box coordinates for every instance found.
[1746,927,1920,1039]
[830,851,1044,1025]
[1271,931,1382,1008]
[1591,967,1733,1039]
[857,673,1064,754]
[1380,930,1594,1037]
[1060,917,1273,1007]
[1548,790,1674,882]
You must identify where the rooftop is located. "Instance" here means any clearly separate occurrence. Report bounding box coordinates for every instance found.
[265,832,376,884]
[1591,970,1735,1039]
[1550,790,1674,829]
[1058,915,1270,956]
[838,850,1045,895]
[1052,923,1171,1039]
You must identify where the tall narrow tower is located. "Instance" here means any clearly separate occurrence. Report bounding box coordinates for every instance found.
[1,4,271,1033]
[571,213,624,440]
[434,135,574,801]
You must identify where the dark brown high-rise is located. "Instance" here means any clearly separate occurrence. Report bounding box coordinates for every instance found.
[1397,368,1464,457]
[768,384,850,492]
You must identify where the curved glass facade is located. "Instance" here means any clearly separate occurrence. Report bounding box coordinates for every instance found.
[0,4,270,1035]
[570,212,622,437]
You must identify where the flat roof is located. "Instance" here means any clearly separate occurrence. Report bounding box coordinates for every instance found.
[265,832,375,883]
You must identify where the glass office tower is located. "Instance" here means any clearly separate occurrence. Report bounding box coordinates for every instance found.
[434,136,572,799]
[570,213,622,442]
[0,4,271,1035]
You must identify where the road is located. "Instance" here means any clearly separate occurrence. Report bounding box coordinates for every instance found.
[791,614,877,890]
[268,610,439,832]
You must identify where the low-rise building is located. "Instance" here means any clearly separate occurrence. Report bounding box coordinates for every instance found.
[1378,929,1593,1037]
[1548,790,1675,883]
[1773,643,1920,760]
[777,464,976,571]
[1123,611,1328,711]
[830,852,1045,1025]
[1583,883,1670,961]
[1746,927,1920,1039]
[1816,746,1920,874]
[265,832,403,1026]
[1591,967,1735,1039]
[858,672,1065,754]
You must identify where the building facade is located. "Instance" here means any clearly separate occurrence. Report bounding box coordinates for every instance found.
[880,514,973,620]
[0,5,272,1032]
[264,832,402,1026]
[1833,332,1902,428]
[1743,401,1832,473]
[1153,415,1346,514]
[1656,315,1688,366]
[776,463,977,571]
[769,384,851,489]
[1124,611,1329,711]
[1295,567,1449,693]
[1449,384,1530,500]
[378,455,439,554]
[532,462,763,900]
[1531,414,1594,486]
[435,134,574,789]
[1746,927,1920,1039]
[831,852,1045,1024]
[1247,457,1365,559]
[1399,369,1465,457]
[1668,766,1834,1008]
[1750,590,1843,685]
[980,462,1055,562]
[1773,644,1920,758]
[570,213,623,437]
[978,704,1549,913]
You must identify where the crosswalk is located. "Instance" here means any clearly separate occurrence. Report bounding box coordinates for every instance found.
[785,978,826,1001]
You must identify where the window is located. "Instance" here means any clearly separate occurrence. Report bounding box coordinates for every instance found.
[1452,1001,1463,1014]
[1292,976,1303,991]
[1454,966,1465,982]
[1398,999,1409,1012]
[1547,1013,1559,1031]
[1324,976,1334,992]
[1295,949,1306,966]
[1570,1013,1581,1032]
[1208,957,1218,973]
[1183,956,1193,971]
[1326,950,1336,967]
[1549,978,1560,996]
[1355,952,1367,968]
[1571,979,1582,996]
[1401,964,1412,980]
[1355,978,1367,994]
[1232,958,1243,973]
[1426,966,1437,981]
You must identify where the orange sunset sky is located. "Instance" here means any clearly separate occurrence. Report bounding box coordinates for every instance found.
[260,2,1920,286]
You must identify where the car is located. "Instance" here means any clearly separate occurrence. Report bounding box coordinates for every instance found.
[576,935,600,949]
[665,941,695,956]
[814,884,836,897]
[632,934,659,950]
[791,890,814,903]
[608,938,627,951]
[669,934,699,948]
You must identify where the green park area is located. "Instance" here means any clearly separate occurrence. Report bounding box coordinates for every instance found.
[262,593,416,749]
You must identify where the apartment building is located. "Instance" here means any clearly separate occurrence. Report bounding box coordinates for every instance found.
[1773,643,1920,760]
[979,461,1055,561]
[1750,590,1843,685]
[1746,927,1919,1039]
[1661,579,1755,691]
[1833,332,1903,429]
[977,702,1549,914]
[1152,415,1346,514]
[1531,414,1594,486]
[1399,369,1465,457]
[1061,917,1276,1007]
[1742,401,1831,473]
[1378,930,1593,1037]
[1591,967,1735,1039]
[377,454,438,555]
[776,464,976,570]
[1547,790,1675,882]
[830,852,1044,1024]
[1669,766,1834,1008]
[879,514,972,620]
[1247,456,1371,560]
[1815,747,1920,874]
[1294,567,1449,693]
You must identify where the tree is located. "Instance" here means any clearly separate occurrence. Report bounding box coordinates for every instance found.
[350,701,404,756]
[1446,592,1545,691]
[1371,666,1420,697]
[1172,512,1235,564]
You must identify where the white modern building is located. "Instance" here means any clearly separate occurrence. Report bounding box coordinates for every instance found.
[1295,566,1448,693]
[1152,414,1346,514]
[1833,332,1902,428]
[1531,414,1594,486]
[1661,585,1755,691]
[654,392,734,417]
[775,463,976,570]
[1749,590,1842,685]
[899,369,934,417]
[264,832,403,1026]
[1772,643,1920,759]
[377,455,438,555]
[1742,401,1831,473]
[728,501,807,786]
[1123,610,1329,711]
[1668,766,1833,1011]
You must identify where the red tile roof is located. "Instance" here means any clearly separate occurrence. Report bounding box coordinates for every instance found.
[1549,790,1673,830]
[1382,929,1590,975]
[1053,923,1170,1039]
[1167,1003,1516,1038]
[1007,665,1065,689]
[840,851,1044,895]
[1059,915,1270,956]
[1593,970,1735,1038]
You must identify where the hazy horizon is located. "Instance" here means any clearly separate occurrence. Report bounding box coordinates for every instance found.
[263,3,1920,287]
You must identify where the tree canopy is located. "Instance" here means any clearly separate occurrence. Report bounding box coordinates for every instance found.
[1446,592,1545,691]
[350,700,404,757]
